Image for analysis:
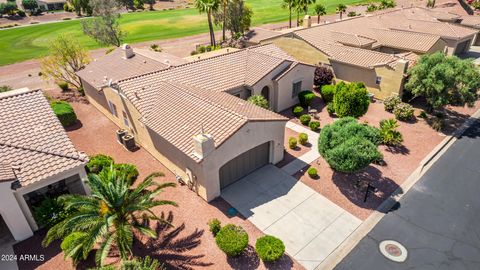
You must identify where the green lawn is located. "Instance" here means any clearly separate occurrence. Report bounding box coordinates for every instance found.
[0,0,374,66]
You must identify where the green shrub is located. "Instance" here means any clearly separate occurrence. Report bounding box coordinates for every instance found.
[208,218,222,236]
[60,232,89,263]
[113,163,139,184]
[418,110,428,119]
[298,90,316,107]
[292,106,304,117]
[318,117,382,173]
[50,100,77,127]
[0,85,13,93]
[383,95,401,112]
[288,137,297,149]
[327,102,335,115]
[309,121,320,132]
[393,103,414,121]
[307,167,318,178]
[215,224,249,257]
[379,119,403,146]
[57,81,69,91]
[299,114,311,125]
[255,235,285,262]
[33,197,71,228]
[86,154,114,174]
[320,85,336,103]
[333,82,370,118]
[298,133,308,145]
[247,95,269,109]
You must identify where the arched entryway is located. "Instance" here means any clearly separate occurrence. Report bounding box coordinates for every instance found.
[261,86,270,102]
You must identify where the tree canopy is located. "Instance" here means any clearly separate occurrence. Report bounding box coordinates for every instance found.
[405,52,480,110]
[332,81,370,118]
[318,117,382,173]
[82,0,124,47]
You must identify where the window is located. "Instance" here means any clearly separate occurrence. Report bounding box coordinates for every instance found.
[375,76,382,85]
[292,81,302,98]
[122,111,130,127]
[108,100,118,117]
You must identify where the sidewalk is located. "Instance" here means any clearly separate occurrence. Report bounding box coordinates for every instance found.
[281,121,320,175]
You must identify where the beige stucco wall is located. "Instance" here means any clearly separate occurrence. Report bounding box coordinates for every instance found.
[275,64,316,112]
[444,36,475,55]
[0,182,33,241]
[82,80,287,202]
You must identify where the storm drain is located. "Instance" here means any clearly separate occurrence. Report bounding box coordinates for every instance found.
[379,240,408,262]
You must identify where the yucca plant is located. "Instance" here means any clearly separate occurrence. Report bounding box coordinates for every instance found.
[379,119,403,146]
[43,166,177,266]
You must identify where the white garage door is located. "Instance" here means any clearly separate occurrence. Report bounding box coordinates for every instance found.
[219,142,270,189]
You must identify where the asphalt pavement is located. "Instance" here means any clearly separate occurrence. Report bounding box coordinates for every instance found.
[335,120,480,270]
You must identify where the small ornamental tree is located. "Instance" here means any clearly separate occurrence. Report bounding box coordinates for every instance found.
[318,117,382,173]
[314,66,334,87]
[22,0,38,14]
[405,52,480,112]
[333,82,370,118]
[247,95,269,109]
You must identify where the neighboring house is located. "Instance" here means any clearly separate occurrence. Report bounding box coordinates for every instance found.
[36,0,66,10]
[0,88,89,241]
[249,7,478,99]
[78,44,315,201]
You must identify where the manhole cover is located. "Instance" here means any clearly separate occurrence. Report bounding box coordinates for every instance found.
[379,240,408,262]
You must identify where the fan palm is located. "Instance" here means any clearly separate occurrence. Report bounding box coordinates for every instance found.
[43,166,177,266]
[314,3,326,24]
[337,4,347,20]
[281,0,296,28]
[195,0,220,46]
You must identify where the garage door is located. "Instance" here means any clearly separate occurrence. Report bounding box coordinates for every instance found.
[220,142,270,189]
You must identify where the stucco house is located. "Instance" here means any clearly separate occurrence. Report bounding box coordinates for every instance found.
[0,88,89,241]
[247,7,478,99]
[78,44,315,201]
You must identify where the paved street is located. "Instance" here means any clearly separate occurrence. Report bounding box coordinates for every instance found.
[335,120,480,270]
[222,165,361,270]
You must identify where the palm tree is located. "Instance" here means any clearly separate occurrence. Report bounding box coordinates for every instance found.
[282,0,295,28]
[195,0,220,46]
[220,0,229,41]
[314,3,326,24]
[337,3,347,20]
[43,166,177,266]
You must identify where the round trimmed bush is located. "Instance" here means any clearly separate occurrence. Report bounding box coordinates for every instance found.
[307,167,318,178]
[393,103,414,121]
[383,95,401,112]
[255,235,285,262]
[318,117,382,173]
[309,121,320,132]
[292,106,304,117]
[288,137,297,149]
[333,82,370,118]
[298,90,316,107]
[298,133,308,145]
[50,101,77,127]
[215,224,249,257]
[299,114,311,125]
[320,85,336,103]
[86,154,114,174]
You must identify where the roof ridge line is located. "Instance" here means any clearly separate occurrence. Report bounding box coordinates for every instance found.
[0,88,39,99]
[0,141,88,162]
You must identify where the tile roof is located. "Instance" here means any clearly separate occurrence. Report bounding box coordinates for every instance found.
[0,163,16,182]
[0,88,88,187]
[114,44,293,161]
[460,15,480,28]
[244,27,285,43]
[370,28,443,53]
[77,47,187,89]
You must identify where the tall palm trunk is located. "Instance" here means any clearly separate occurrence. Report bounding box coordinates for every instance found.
[222,3,226,40]
[296,10,300,27]
[317,14,320,24]
[289,7,292,28]
[207,11,216,46]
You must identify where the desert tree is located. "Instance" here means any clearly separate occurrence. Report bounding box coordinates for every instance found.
[82,0,125,47]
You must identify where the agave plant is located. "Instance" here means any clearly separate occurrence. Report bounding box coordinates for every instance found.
[379,118,403,146]
[43,166,177,266]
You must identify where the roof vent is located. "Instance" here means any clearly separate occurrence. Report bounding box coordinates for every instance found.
[122,44,135,59]
[164,59,171,68]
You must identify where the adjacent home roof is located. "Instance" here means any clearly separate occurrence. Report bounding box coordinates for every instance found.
[114,44,295,161]
[77,47,188,89]
[0,88,88,187]
[244,27,285,43]
[460,15,480,28]
[0,163,16,183]
[370,28,443,53]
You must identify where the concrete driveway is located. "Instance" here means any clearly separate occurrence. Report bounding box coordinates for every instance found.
[222,165,362,270]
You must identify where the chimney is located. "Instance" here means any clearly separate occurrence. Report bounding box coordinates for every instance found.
[192,133,215,160]
[303,15,312,28]
[122,44,135,59]
[395,59,409,74]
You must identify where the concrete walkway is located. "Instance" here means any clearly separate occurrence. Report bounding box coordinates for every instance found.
[222,165,362,270]
[281,121,321,175]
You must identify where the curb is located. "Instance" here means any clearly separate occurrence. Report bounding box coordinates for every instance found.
[316,108,480,270]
